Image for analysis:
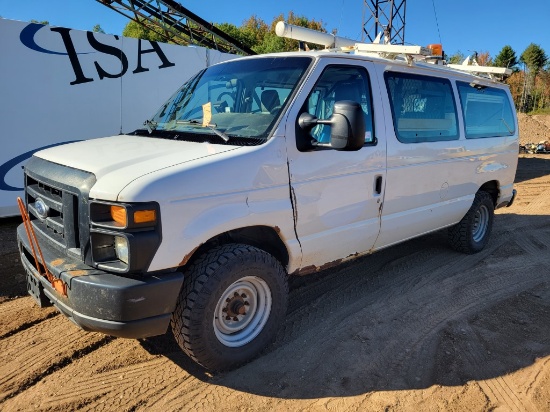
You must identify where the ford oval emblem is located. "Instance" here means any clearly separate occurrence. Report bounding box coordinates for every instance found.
[35,198,50,219]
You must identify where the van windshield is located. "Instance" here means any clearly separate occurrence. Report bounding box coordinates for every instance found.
[138,56,312,145]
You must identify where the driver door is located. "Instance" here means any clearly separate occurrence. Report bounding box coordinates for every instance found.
[284,59,387,271]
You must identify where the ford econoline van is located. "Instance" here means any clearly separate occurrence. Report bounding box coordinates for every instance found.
[17,46,518,370]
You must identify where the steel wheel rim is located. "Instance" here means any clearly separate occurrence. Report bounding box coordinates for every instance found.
[213,276,272,347]
[472,204,489,242]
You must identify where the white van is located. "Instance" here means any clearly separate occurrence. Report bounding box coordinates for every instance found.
[17,48,518,370]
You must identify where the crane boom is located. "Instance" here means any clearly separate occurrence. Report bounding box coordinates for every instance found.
[96,0,256,55]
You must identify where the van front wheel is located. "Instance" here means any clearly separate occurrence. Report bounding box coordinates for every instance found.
[448,191,494,254]
[171,244,288,371]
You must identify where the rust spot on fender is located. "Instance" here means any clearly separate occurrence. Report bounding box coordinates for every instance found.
[67,270,87,277]
[50,259,64,267]
[179,245,201,267]
[319,259,342,271]
[274,226,281,234]
[293,260,341,276]
[292,257,351,276]
[293,264,317,276]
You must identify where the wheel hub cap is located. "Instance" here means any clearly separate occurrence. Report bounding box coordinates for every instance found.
[213,276,272,347]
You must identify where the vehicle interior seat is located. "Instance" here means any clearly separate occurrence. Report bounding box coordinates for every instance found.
[261,90,281,113]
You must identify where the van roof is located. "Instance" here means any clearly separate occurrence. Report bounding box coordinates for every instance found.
[227,51,510,87]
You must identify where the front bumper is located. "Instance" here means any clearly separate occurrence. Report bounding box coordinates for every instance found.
[17,224,184,338]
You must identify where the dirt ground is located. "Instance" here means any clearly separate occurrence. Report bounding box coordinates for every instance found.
[518,113,550,145]
[1,133,550,410]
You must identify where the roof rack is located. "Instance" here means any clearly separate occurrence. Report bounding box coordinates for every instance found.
[275,21,512,81]
[446,55,512,79]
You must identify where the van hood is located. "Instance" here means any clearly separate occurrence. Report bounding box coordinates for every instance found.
[34,135,241,199]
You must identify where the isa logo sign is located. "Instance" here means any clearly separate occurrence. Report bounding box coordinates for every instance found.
[20,23,175,85]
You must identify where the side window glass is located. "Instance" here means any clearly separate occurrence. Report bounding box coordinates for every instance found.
[385,72,459,143]
[305,65,375,146]
[456,82,515,138]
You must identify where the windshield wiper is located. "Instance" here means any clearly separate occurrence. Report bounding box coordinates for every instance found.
[205,124,230,142]
[176,120,230,142]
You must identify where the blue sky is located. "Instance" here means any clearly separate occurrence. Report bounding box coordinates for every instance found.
[1,0,549,61]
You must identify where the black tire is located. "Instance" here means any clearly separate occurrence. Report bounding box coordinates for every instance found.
[448,191,494,254]
[171,243,288,371]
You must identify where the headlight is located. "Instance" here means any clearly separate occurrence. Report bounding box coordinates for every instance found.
[89,201,161,273]
[114,236,129,264]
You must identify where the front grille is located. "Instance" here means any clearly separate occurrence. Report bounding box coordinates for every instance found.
[26,175,79,250]
[23,157,96,260]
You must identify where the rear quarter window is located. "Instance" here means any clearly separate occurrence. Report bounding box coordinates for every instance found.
[456,82,516,139]
[385,72,459,143]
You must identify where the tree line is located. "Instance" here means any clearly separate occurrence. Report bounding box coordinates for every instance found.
[448,44,549,113]
[121,12,325,54]
[122,13,549,114]
[29,14,549,114]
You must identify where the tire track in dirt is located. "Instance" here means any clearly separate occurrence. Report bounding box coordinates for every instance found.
[0,316,112,403]
[329,262,547,390]
[446,281,550,412]
[1,155,549,411]
[217,226,548,400]
[1,338,191,412]
[0,297,58,340]
[460,322,538,412]
[0,329,223,412]
[273,234,506,353]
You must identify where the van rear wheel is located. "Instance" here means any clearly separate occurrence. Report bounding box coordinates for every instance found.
[171,244,288,371]
[448,191,494,254]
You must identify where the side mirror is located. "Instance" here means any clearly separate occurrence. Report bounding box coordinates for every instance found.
[298,101,366,151]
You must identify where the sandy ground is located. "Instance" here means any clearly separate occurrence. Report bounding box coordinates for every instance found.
[0,152,549,411]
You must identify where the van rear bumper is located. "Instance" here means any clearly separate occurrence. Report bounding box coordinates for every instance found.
[496,188,517,209]
[17,224,184,338]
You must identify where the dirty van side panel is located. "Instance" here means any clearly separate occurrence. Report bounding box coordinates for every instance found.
[373,67,518,249]
[285,58,387,271]
[117,138,300,273]
[373,68,469,249]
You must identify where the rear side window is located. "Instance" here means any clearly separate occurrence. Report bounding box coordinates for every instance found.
[456,82,515,139]
[385,72,459,143]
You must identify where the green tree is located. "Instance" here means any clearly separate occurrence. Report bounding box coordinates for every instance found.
[494,45,517,69]
[30,19,49,25]
[92,24,105,34]
[519,43,548,112]
[447,51,466,65]
[122,19,165,42]
[520,43,548,75]
[215,22,256,50]
[241,15,270,49]
[215,12,326,54]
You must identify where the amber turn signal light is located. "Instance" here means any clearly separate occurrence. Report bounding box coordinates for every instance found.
[134,209,156,224]
[110,205,127,226]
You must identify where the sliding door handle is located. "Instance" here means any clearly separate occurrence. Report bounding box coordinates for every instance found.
[374,175,383,195]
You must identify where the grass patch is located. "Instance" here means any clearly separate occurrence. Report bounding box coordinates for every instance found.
[529,107,550,115]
